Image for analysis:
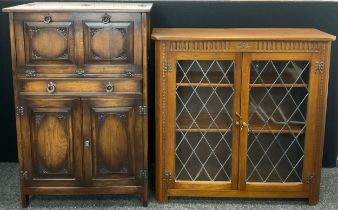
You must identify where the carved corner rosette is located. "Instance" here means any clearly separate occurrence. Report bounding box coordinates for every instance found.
[90,28,102,38]
[35,113,44,125]
[56,27,68,39]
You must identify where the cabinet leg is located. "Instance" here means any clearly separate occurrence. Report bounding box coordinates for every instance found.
[308,196,319,205]
[142,194,148,207]
[142,182,149,207]
[20,194,29,208]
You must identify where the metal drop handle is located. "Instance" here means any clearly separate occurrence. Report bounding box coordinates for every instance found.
[102,14,111,24]
[43,16,52,24]
[47,82,56,93]
[105,82,114,92]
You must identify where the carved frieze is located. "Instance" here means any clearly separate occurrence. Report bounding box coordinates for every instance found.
[167,40,322,52]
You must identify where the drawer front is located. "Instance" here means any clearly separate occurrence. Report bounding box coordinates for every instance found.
[19,79,142,94]
[82,13,142,75]
[14,13,77,74]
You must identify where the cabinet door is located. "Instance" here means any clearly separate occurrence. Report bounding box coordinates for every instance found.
[14,13,78,75]
[239,53,318,194]
[81,13,142,76]
[20,97,82,187]
[82,98,143,186]
[165,52,242,194]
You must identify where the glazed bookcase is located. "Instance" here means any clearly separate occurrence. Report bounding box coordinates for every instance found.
[152,28,335,205]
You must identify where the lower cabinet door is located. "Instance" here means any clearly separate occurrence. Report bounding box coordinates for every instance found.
[20,97,82,187]
[82,97,143,187]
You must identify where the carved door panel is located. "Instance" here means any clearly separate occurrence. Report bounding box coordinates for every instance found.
[82,13,142,76]
[14,13,78,75]
[82,98,143,186]
[20,97,82,187]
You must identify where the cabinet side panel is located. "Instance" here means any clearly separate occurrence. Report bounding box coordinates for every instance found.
[9,13,22,164]
[155,41,166,202]
[141,12,149,206]
[309,42,332,205]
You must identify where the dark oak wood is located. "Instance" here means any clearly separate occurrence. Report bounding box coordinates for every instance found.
[3,2,152,207]
[153,28,335,205]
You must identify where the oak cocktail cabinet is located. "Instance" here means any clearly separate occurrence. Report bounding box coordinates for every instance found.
[3,2,152,207]
[152,28,335,204]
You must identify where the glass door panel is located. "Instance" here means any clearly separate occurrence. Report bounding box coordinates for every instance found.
[246,59,310,184]
[175,60,235,182]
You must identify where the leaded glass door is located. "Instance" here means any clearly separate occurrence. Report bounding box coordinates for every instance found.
[239,53,318,192]
[165,52,242,191]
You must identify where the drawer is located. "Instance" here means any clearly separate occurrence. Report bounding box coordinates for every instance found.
[14,12,142,76]
[19,78,142,94]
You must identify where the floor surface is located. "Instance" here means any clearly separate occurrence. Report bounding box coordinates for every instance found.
[0,162,337,209]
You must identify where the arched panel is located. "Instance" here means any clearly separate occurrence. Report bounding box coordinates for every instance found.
[91,28,126,60]
[31,28,67,59]
[35,114,69,173]
[97,114,129,173]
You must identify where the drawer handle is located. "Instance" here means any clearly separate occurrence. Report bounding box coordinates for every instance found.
[102,14,111,24]
[47,82,56,93]
[105,82,114,92]
[75,69,85,77]
[125,71,135,78]
[43,16,52,24]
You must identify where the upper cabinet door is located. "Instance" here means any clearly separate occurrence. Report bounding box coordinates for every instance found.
[19,97,82,187]
[14,13,77,75]
[82,13,142,76]
[239,52,318,193]
[82,97,144,186]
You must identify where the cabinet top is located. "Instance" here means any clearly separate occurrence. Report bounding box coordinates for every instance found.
[2,2,153,13]
[151,28,336,41]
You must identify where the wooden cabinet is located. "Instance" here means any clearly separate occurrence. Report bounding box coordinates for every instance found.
[152,28,335,205]
[3,2,152,207]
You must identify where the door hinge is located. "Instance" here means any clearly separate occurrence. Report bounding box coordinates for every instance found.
[163,171,172,181]
[307,174,315,184]
[138,105,147,115]
[314,61,324,74]
[163,62,172,72]
[16,106,24,116]
[25,69,37,78]
[139,170,148,179]
[20,170,28,180]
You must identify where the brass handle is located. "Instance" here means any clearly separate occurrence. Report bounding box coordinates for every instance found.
[125,71,135,78]
[75,69,85,77]
[102,14,111,24]
[43,16,52,24]
[241,122,248,131]
[84,139,90,147]
[105,82,114,92]
[47,82,56,93]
